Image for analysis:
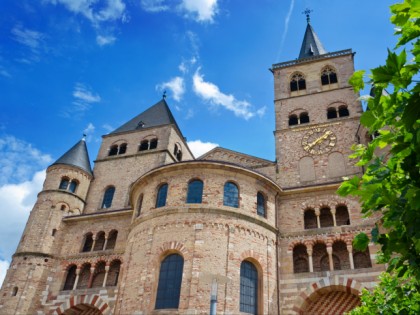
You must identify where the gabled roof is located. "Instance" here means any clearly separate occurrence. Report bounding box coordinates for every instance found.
[110,98,182,135]
[51,138,92,175]
[298,22,327,59]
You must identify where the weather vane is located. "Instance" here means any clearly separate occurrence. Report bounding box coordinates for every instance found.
[163,90,167,99]
[302,8,313,23]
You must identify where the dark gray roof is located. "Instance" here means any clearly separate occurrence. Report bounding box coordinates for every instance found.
[298,22,327,59]
[110,99,182,135]
[51,139,92,175]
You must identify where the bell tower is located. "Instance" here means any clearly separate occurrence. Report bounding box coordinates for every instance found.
[271,12,363,188]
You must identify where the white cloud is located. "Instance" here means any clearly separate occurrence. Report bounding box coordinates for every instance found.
[192,68,261,120]
[140,0,169,12]
[157,77,185,102]
[0,260,9,287]
[179,0,218,23]
[96,34,116,46]
[11,25,44,51]
[102,124,115,133]
[187,140,218,157]
[277,0,295,59]
[0,136,52,186]
[0,68,11,78]
[72,82,101,112]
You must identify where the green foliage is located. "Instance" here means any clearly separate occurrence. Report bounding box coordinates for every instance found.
[338,0,420,311]
[349,272,420,315]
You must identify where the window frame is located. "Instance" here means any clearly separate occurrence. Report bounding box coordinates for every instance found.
[223,181,239,208]
[256,192,266,217]
[155,254,184,309]
[186,179,204,204]
[240,260,259,315]
[156,183,169,208]
[101,186,116,209]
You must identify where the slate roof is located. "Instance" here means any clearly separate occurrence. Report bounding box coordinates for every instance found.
[51,139,92,175]
[298,22,327,59]
[110,99,182,135]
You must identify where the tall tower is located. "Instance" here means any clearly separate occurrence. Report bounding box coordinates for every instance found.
[272,13,381,314]
[0,138,92,314]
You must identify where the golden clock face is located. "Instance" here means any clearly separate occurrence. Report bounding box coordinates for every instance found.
[301,128,337,155]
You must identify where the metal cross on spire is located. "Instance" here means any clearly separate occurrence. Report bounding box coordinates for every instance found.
[162,90,167,99]
[302,8,313,23]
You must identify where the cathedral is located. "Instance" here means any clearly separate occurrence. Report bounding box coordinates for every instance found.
[0,15,383,315]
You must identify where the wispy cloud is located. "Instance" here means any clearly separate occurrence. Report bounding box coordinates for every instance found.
[140,0,169,12]
[192,68,263,120]
[83,123,96,142]
[277,0,295,59]
[96,34,116,46]
[102,124,115,133]
[187,139,218,157]
[72,82,101,112]
[179,0,219,23]
[157,77,185,101]
[0,67,11,78]
[11,25,45,62]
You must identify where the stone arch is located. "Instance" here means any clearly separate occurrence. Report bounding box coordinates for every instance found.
[158,241,188,259]
[292,277,364,315]
[53,294,111,315]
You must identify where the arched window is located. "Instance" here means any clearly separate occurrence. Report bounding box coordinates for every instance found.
[288,114,298,126]
[327,107,337,119]
[68,180,79,193]
[136,194,143,217]
[321,66,338,85]
[186,180,203,204]
[338,105,350,117]
[101,186,115,209]
[174,144,182,161]
[155,254,184,309]
[312,243,328,272]
[156,184,168,208]
[82,232,93,252]
[290,72,306,92]
[223,182,239,208]
[139,140,149,151]
[299,112,310,124]
[240,261,258,314]
[256,192,266,217]
[333,241,350,270]
[59,177,69,190]
[107,260,121,286]
[293,244,309,273]
[319,207,334,228]
[106,230,118,250]
[149,138,158,149]
[353,248,372,269]
[336,205,350,226]
[91,261,106,288]
[94,231,106,251]
[77,263,91,289]
[109,145,118,156]
[11,286,18,297]
[304,208,317,229]
[119,143,127,154]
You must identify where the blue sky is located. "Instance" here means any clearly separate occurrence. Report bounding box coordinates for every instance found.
[0,0,396,284]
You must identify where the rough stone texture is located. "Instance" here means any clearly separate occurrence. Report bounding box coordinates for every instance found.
[0,50,384,315]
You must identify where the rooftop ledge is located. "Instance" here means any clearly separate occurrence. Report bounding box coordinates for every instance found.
[272,49,353,70]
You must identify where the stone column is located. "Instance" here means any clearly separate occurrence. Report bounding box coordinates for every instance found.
[88,267,95,288]
[331,208,337,227]
[73,268,81,290]
[307,246,314,272]
[347,244,354,269]
[315,209,321,228]
[327,246,334,271]
[90,236,97,252]
[103,236,108,251]
[103,265,110,287]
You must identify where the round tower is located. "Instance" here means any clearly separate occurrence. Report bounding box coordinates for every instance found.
[0,137,93,315]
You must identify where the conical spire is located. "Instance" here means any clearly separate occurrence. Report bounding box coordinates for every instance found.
[51,137,92,175]
[110,98,182,136]
[298,10,327,59]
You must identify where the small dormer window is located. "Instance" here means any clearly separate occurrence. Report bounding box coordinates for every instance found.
[290,72,306,92]
[321,66,338,85]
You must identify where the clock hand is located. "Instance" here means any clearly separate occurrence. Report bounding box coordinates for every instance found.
[308,132,329,149]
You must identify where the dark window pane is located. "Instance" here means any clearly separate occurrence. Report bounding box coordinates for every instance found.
[109,145,118,156]
[139,141,149,151]
[69,181,78,193]
[338,106,349,117]
[224,182,239,208]
[150,139,158,149]
[288,115,298,126]
[327,108,337,119]
[82,234,93,252]
[298,79,306,90]
[155,254,184,309]
[187,180,203,204]
[240,261,258,314]
[59,178,69,190]
[257,192,265,217]
[290,80,298,92]
[330,72,338,84]
[63,265,77,290]
[102,187,115,208]
[119,143,127,154]
[176,151,182,161]
[137,195,143,217]
[300,113,309,124]
[156,184,168,208]
[321,74,330,85]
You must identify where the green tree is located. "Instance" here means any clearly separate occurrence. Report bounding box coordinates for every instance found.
[338,0,420,312]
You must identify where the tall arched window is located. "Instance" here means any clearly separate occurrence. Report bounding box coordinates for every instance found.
[91,261,106,288]
[136,194,143,217]
[77,264,91,289]
[321,66,338,85]
[11,287,18,297]
[186,180,203,203]
[304,209,317,229]
[319,207,334,228]
[223,182,239,208]
[256,192,266,217]
[156,184,168,208]
[155,254,184,309]
[82,232,93,252]
[59,177,69,190]
[299,112,310,124]
[240,261,258,315]
[63,265,77,290]
[69,180,79,193]
[106,260,121,286]
[106,230,118,250]
[313,243,329,272]
[94,231,106,251]
[293,244,309,273]
[101,186,115,209]
[290,72,306,92]
[336,205,350,226]
[353,248,372,269]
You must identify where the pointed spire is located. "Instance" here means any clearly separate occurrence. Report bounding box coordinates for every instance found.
[51,136,92,175]
[110,98,182,136]
[298,9,327,59]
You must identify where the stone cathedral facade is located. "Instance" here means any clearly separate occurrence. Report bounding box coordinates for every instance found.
[0,18,383,315]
